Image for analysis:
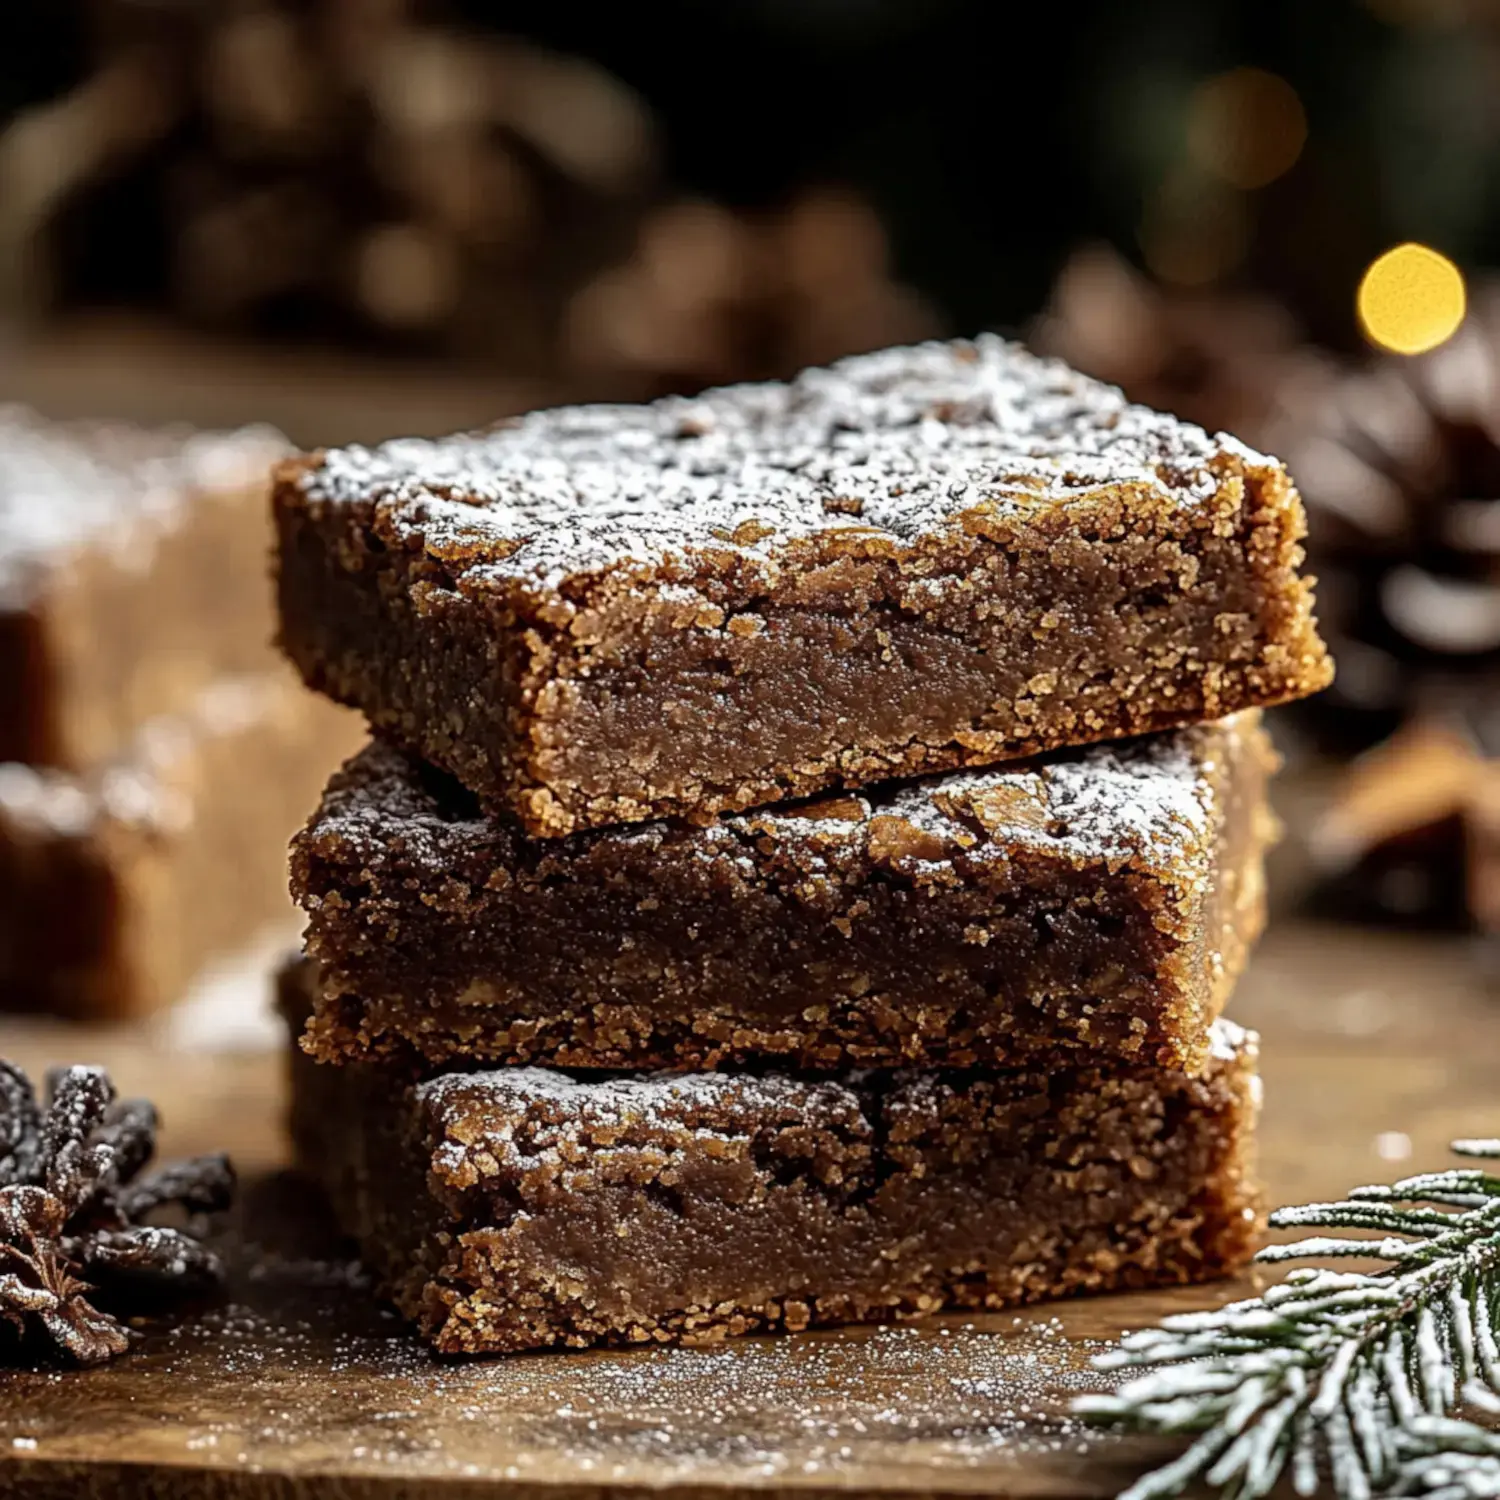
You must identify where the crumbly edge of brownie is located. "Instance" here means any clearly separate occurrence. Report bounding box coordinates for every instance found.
[276,439,1327,836]
[281,957,1262,1356]
[0,672,360,1019]
[1198,716,1279,1026]
[295,715,1276,1072]
[508,451,1325,839]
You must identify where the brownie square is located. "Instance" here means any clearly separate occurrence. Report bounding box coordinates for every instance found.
[293,712,1276,1073]
[282,955,1262,1355]
[0,672,360,1019]
[0,407,286,768]
[276,336,1329,836]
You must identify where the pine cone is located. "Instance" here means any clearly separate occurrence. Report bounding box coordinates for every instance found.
[1306,721,1480,929]
[560,189,941,397]
[0,1062,234,1365]
[28,4,659,375]
[1274,284,1500,754]
[1269,294,1500,932]
[1031,243,1316,444]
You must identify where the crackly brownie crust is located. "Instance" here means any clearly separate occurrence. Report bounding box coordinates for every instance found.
[274,336,1330,836]
[294,713,1276,1073]
[0,672,360,1019]
[0,408,288,768]
[282,957,1263,1356]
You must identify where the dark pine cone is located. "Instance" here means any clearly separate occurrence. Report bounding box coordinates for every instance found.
[1031,243,1320,445]
[1269,288,1500,933]
[0,1061,234,1364]
[1305,720,1483,930]
[1276,285,1500,756]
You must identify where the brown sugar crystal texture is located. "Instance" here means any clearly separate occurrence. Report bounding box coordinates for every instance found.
[281,957,1263,1356]
[293,713,1277,1073]
[0,408,288,769]
[273,335,1331,836]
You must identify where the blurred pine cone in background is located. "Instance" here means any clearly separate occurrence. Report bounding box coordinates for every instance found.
[1268,288,1500,937]
[1037,249,1500,763]
[4,1,657,374]
[1031,244,1320,445]
[0,0,936,395]
[1271,285,1500,755]
[1035,247,1500,941]
[564,189,939,396]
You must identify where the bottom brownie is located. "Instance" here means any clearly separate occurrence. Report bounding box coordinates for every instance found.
[280,958,1263,1356]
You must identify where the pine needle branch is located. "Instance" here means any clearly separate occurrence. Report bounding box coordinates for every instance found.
[1075,1140,1500,1500]
[1390,1409,1500,1498]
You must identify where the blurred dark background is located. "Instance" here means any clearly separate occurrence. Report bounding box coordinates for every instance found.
[6,0,1500,937]
[2,0,1497,391]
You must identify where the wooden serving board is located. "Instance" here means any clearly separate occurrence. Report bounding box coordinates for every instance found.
[0,920,1496,1500]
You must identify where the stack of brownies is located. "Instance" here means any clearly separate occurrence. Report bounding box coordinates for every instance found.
[272,336,1332,1355]
[0,408,360,1020]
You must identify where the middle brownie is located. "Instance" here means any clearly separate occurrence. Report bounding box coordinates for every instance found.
[294,712,1275,1073]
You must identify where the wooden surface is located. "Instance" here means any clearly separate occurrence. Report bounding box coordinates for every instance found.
[0,919,1496,1498]
[0,316,561,446]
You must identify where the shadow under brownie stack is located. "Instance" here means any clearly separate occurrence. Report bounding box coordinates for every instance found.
[272,335,1332,1355]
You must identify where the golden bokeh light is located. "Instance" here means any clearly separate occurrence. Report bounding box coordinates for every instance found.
[1356,243,1467,355]
[1187,68,1307,190]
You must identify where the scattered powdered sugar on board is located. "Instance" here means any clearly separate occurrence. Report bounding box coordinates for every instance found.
[158,923,300,1054]
[0,1171,1196,1488]
[39,1296,1114,1484]
[0,408,286,607]
[299,335,1272,596]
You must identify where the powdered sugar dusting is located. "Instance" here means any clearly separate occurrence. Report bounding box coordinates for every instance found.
[2,1288,1117,1485]
[1209,1016,1256,1063]
[307,715,1253,889]
[0,407,286,608]
[420,1065,852,1120]
[418,1018,1255,1176]
[761,717,1238,872]
[299,336,1268,597]
[420,1067,869,1184]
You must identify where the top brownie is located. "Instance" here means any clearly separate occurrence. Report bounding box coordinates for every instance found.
[275,336,1331,836]
[2,408,288,767]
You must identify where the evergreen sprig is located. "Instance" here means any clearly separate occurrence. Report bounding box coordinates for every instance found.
[1391,1407,1500,1498]
[1076,1140,1500,1500]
